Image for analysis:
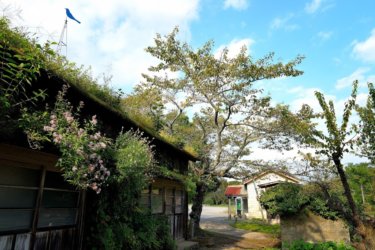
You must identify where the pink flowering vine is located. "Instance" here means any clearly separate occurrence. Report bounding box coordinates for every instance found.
[41,86,112,193]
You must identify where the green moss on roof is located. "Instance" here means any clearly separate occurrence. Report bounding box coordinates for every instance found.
[0,17,198,160]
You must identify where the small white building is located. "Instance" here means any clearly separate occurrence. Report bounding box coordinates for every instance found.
[224,185,248,218]
[243,170,300,220]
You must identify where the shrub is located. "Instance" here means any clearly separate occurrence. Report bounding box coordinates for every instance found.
[285,240,355,250]
[85,131,175,250]
[259,183,309,217]
[21,85,112,193]
[259,183,340,219]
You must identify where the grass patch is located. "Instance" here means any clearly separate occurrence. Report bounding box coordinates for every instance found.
[230,219,280,236]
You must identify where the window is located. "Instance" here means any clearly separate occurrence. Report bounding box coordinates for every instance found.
[0,164,39,232]
[0,162,80,233]
[151,188,163,214]
[38,172,79,229]
[165,188,174,215]
[140,188,150,209]
[175,190,183,214]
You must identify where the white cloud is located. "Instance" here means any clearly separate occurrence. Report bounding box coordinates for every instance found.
[335,68,371,89]
[223,0,249,11]
[287,86,304,94]
[305,0,323,13]
[1,0,200,92]
[305,0,334,14]
[214,38,255,59]
[317,31,332,41]
[352,28,375,63]
[289,87,332,112]
[270,14,298,31]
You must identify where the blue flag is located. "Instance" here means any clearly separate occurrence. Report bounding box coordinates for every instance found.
[65,8,81,24]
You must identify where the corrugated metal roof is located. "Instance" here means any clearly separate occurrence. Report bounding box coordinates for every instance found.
[224,186,242,197]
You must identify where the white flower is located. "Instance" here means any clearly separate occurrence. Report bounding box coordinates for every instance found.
[91,115,97,125]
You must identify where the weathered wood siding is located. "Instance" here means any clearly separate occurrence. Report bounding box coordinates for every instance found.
[142,178,188,240]
[0,144,85,250]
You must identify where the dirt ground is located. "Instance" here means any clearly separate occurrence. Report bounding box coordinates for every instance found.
[194,231,281,250]
[191,205,281,250]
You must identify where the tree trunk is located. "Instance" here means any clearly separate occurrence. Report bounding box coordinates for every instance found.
[189,181,207,235]
[332,155,367,238]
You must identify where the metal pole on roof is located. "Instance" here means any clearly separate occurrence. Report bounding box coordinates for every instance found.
[56,17,68,57]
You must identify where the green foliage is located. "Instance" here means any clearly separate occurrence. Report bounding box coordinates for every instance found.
[86,131,175,250]
[21,86,112,193]
[259,183,340,219]
[0,16,123,121]
[356,83,375,163]
[231,219,280,235]
[259,183,309,217]
[284,240,355,250]
[204,180,228,205]
[308,195,342,220]
[0,17,48,129]
[2,16,177,249]
[122,87,165,132]
[302,82,369,238]
[47,58,124,110]
[346,163,375,217]
[311,81,358,158]
[140,27,306,228]
[114,130,155,183]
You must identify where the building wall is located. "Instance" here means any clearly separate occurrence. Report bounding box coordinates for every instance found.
[281,211,350,244]
[0,144,85,250]
[245,173,296,219]
[146,178,187,240]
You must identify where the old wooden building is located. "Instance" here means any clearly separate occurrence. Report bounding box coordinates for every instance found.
[0,80,197,249]
[0,64,197,249]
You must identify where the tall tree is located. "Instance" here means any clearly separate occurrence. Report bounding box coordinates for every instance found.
[357,82,375,163]
[140,28,305,231]
[122,86,165,131]
[307,81,369,240]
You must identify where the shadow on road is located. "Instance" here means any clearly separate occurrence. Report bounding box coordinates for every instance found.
[191,206,281,249]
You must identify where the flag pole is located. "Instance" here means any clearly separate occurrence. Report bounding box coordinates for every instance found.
[57,17,68,57]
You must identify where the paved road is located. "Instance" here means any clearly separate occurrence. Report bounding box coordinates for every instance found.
[200,205,270,238]
[193,205,280,249]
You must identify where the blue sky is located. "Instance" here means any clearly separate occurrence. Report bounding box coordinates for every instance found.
[2,0,374,110]
[2,0,374,162]
[190,0,375,109]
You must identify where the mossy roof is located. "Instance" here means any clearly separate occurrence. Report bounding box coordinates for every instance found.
[1,17,198,161]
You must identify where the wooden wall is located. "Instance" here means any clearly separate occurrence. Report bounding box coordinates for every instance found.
[0,144,85,250]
